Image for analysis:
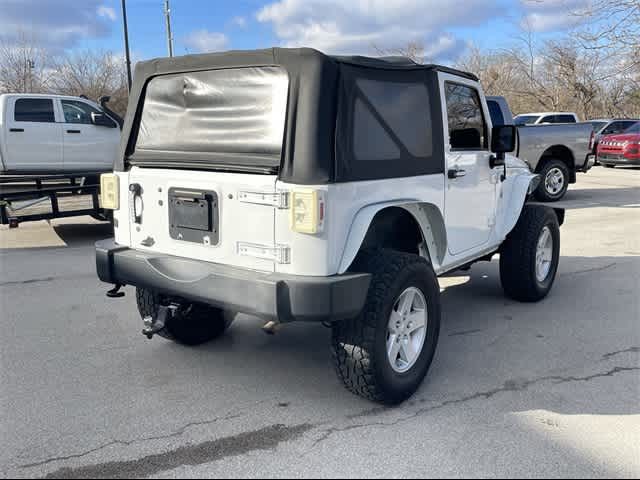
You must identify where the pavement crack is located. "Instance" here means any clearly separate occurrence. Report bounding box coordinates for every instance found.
[40,423,314,479]
[601,347,640,360]
[19,412,243,470]
[448,329,484,337]
[308,365,640,449]
[0,276,55,287]
[560,262,617,277]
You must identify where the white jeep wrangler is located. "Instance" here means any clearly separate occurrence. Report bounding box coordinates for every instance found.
[96,48,563,405]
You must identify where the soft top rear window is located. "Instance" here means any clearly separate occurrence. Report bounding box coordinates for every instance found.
[134,66,289,165]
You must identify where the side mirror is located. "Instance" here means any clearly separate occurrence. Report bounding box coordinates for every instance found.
[491,125,517,154]
[91,112,116,128]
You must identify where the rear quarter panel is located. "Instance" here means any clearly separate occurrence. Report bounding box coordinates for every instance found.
[517,122,593,170]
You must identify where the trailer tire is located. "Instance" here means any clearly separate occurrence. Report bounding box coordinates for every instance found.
[331,249,441,405]
[136,288,234,345]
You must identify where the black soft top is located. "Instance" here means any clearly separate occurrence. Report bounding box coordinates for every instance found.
[117,48,477,183]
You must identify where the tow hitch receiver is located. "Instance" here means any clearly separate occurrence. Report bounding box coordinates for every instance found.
[142,304,178,339]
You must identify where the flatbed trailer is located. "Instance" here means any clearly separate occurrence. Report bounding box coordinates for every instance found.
[0,172,108,227]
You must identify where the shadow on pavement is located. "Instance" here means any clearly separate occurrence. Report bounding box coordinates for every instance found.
[554,187,640,210]
[53,221,113,247]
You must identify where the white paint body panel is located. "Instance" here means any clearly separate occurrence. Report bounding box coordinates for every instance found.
[111,72,539,279]
[61,117,120,171]
[117,167,278,272]
[2,95,63,171]
[0,94,119,173]
[439,72,497,255]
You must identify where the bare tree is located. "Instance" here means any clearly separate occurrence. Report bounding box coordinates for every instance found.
[0,33,53,93]
[49,50,129,115]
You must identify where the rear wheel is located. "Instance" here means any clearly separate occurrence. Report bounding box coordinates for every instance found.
[331,249,441,405]
[536,159,569,202]
[500,205,560,302]
[136,288,234,345]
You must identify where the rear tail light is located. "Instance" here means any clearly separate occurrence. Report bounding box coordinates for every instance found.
[100,174,120,210]
[290,189,325,234]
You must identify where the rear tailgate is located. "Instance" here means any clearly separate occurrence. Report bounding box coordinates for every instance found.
[125,166,278,272]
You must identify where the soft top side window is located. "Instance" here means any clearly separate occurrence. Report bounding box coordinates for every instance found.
[444,82,487,150]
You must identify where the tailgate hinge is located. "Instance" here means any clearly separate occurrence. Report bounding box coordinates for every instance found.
[238,191,289,209]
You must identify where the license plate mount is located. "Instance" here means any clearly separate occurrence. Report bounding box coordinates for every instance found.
[168,188,219,245]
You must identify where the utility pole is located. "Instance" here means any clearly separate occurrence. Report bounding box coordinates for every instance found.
[164,0,174,57]
[27,59,35,92]
[121,0,132,90]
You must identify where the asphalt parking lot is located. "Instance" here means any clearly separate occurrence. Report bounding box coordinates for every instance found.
[1,166,638,478]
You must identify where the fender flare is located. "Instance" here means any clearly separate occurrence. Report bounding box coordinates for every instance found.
[496,172,540,240]
[337,200,447,274]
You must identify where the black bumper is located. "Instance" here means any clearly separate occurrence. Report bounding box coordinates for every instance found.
[96,239,371,323]
[598,154,640,166]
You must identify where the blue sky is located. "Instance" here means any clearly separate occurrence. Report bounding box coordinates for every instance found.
[0,0,590,64]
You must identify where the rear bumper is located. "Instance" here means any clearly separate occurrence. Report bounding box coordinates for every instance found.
[581,154,596,172]
[96,239,371,323]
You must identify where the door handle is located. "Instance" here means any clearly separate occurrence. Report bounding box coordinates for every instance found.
[9,128,24,132]
[448,168,467,179]
[66,129,81,134]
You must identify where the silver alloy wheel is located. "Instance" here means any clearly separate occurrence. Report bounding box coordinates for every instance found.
[544,167,565,196]
[386,287,428,374]
[535,226,553,282]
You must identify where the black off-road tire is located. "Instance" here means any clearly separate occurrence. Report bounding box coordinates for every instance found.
[500,205,560,302]
[535,159,570,202]
[136,288,234,345]
[331,249,441,405]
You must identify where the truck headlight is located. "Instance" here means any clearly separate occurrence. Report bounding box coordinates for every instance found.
[100,174,120,210]
[290,189,324,234]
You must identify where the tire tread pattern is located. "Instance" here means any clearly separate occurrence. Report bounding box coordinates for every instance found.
[331,249,435,404]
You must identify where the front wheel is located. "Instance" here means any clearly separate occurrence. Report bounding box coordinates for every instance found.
[331,249,441,405]
[535,159,569,202]
[500,205,560,302]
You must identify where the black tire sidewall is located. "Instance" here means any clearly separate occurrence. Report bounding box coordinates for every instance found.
[528,214,561,295]
[537,160,569,201]
[372,262,441,403]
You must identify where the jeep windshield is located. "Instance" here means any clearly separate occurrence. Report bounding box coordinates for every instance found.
[130,66,289,172]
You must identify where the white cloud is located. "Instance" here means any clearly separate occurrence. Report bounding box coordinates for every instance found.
[231,16,247,28]
[97,5,117,22]
[256,0,500,60]
[183,30,229,53]
[0,0,113,51]
[520,0,590,32]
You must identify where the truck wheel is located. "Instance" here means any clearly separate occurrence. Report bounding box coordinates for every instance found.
[136,288,234,345]
[500,205,560,302]
[536,159,569,202]
[331,249,441,405]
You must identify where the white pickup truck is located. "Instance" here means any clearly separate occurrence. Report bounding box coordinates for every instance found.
[0,94,120,174]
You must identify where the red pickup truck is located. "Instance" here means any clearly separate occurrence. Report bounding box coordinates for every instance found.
[597,122,640,168]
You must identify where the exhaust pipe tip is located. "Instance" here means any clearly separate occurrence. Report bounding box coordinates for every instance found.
[262,321,280,335]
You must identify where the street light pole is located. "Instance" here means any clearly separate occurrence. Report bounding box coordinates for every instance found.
[121,0,133,91]
[164,0,174,57]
